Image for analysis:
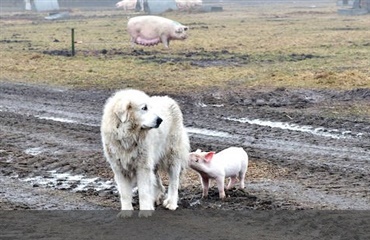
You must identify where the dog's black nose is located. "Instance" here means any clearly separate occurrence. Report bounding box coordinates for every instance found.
[156,117,163,127]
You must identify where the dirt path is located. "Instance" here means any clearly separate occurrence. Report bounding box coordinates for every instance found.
[1,82,369,211]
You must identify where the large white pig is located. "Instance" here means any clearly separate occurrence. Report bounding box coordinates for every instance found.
[189,147,249,199]
[116,0,143,12]
[175,0,202,11]
[127,15,188,48]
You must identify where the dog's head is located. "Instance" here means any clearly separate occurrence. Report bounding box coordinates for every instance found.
[113,90,163,130]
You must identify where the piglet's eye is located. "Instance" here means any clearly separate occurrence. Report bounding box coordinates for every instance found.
[141,105,148,111]
[195,159,199,163]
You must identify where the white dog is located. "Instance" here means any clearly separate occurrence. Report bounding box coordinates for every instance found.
[101,89,189,217]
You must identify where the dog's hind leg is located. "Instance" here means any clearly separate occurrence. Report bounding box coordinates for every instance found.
[154,171,165,205]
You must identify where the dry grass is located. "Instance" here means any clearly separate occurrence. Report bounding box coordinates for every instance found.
[1,4,370,94]
[320,102,370,121]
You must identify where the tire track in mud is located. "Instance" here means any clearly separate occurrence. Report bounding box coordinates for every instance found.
[1,82,369,210]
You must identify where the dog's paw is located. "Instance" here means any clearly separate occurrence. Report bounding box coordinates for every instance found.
[117,210,134,218]
[139,210,154,218]
[163,198,178,210]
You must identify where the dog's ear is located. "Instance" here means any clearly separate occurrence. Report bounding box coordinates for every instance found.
[114,99,132,123]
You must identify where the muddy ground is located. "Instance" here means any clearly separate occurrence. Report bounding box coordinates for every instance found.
[1,81,370,239]
[1,81,369,213]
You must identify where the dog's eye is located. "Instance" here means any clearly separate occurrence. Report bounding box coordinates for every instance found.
[141,105,148,111]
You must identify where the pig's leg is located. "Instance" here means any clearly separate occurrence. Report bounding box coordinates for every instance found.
[239,170,246,189]
[163,163,181,210]
[138,0,144,11]
[200,176,210,198]
[226,176,238,190]
[160,35,170,48]
[215,176,226,199]
[130,36,137,48]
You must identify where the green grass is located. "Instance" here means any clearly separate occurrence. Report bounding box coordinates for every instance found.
[1,4,370,94]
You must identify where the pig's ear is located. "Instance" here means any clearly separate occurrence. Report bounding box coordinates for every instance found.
[204,152,215,162]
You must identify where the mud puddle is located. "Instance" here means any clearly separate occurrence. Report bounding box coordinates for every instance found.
[0,175,108,210]
[1,82,370,210]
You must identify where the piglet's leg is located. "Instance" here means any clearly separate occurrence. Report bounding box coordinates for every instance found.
[200,176,210,198]
[215,176,226,199]
[226,177,238,190]
[239,171,246,189]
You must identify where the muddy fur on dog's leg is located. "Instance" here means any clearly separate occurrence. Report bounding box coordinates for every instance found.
[154,171,165,205]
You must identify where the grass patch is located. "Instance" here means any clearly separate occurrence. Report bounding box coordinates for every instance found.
[1,4,370,94]
[321,102,370,121]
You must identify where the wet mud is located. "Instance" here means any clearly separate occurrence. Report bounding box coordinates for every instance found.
[42,47,324,68]
[1,81,369,211]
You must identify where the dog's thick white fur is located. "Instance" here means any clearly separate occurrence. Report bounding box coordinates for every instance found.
[101,89,189,217]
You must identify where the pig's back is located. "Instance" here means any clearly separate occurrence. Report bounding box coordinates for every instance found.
[127,16,174,38]
[214,147,248,177]
[128,16,172,29]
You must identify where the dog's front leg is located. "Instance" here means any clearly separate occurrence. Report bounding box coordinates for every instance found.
[163,163,181,210]
[108,157,134,218]
[114,172,134,218]
[137,166,155,217]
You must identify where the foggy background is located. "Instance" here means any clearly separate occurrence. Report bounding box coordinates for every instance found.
[0,0,337,13]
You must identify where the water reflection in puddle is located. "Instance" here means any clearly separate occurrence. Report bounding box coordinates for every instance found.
[224,117,362,139]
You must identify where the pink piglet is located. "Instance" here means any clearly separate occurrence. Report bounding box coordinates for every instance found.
[189,147,249,199]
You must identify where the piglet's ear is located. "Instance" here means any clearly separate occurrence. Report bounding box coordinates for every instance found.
[204,152,215,162]
[195,149,202,153]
